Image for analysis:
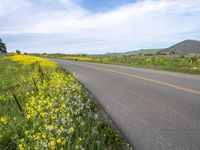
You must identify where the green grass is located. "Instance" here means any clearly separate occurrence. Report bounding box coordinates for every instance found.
[40,54,200,75]
[0,54,32,149]
[0,54,129,150]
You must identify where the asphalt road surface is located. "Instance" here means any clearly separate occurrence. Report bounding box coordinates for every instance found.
[54,59,200,150]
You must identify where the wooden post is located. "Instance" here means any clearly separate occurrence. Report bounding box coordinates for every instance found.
[10,88,24,116]
[32,77,38,92]
[36,61,44,83]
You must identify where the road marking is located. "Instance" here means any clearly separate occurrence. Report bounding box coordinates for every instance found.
[69,61,200,95]
[104,69,200,95]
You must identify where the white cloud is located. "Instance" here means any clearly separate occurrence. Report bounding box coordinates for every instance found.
[0,0,30,16]
[1,0,200,53]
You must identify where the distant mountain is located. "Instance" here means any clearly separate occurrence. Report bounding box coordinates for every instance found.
[161,40,200,55]
[124,49,162,55]
[105,49,162,56]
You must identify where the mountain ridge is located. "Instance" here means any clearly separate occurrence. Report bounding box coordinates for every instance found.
[161,40,200,55]
[105,39,200,56]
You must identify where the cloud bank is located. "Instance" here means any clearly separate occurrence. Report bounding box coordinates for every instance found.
[0,0,200,54]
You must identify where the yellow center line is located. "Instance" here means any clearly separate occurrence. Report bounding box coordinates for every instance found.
[103,68,200,95]
[70,61,200,95]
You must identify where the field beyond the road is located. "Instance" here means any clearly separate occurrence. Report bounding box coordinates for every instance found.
[42,54,200,75]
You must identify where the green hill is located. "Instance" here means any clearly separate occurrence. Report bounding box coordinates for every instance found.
[161,40,200,55]
[105,49,162,56]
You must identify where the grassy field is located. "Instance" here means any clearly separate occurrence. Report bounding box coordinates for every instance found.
[41,54,200,75]
[0,54,129,150]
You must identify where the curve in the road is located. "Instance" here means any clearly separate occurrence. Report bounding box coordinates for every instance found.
[54,59,200,150]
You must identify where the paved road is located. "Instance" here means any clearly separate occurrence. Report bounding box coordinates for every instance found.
[54,59,200,150]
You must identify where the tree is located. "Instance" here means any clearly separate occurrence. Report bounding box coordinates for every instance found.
[0,38,7,53]
[16,49,21,54]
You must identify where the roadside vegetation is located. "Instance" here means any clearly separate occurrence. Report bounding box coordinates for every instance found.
[0,54,128,149]
[41,54,200,75]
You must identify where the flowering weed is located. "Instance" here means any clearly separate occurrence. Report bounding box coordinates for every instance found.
[9,54,57,68]
[0,54,128,149]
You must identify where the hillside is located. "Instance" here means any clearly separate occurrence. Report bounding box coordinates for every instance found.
[161,40,200,55]
[124,49,162,55]
[105,49,162,56]
[105,40,200,56]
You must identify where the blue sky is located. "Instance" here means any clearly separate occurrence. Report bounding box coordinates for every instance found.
[80,0,135,12]
[0,0,200,54]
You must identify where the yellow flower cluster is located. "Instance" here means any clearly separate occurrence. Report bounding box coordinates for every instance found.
[0,55,108,149]
[9,54,57,68]
[63,56,94,61]
[18,70,88,149]
[61,55,110,63]
[1,54,127,149]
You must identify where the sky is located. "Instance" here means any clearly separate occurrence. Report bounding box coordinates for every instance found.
[0,0,200,54]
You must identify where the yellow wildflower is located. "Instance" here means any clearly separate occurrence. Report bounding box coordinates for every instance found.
[0,116,8,125]
[42,133,46,139]
[61,103,66,108]
[50,125,54,130]
[26,114,31,119]
[9,54,57,68]
[78,137,83,142]
[57,139,62,144]
[18,144,24,150]
[20,138,25,143]
[69,126,74,133]
[25,130,29,135]
[50,140,55,146]
[60,126,64,132]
